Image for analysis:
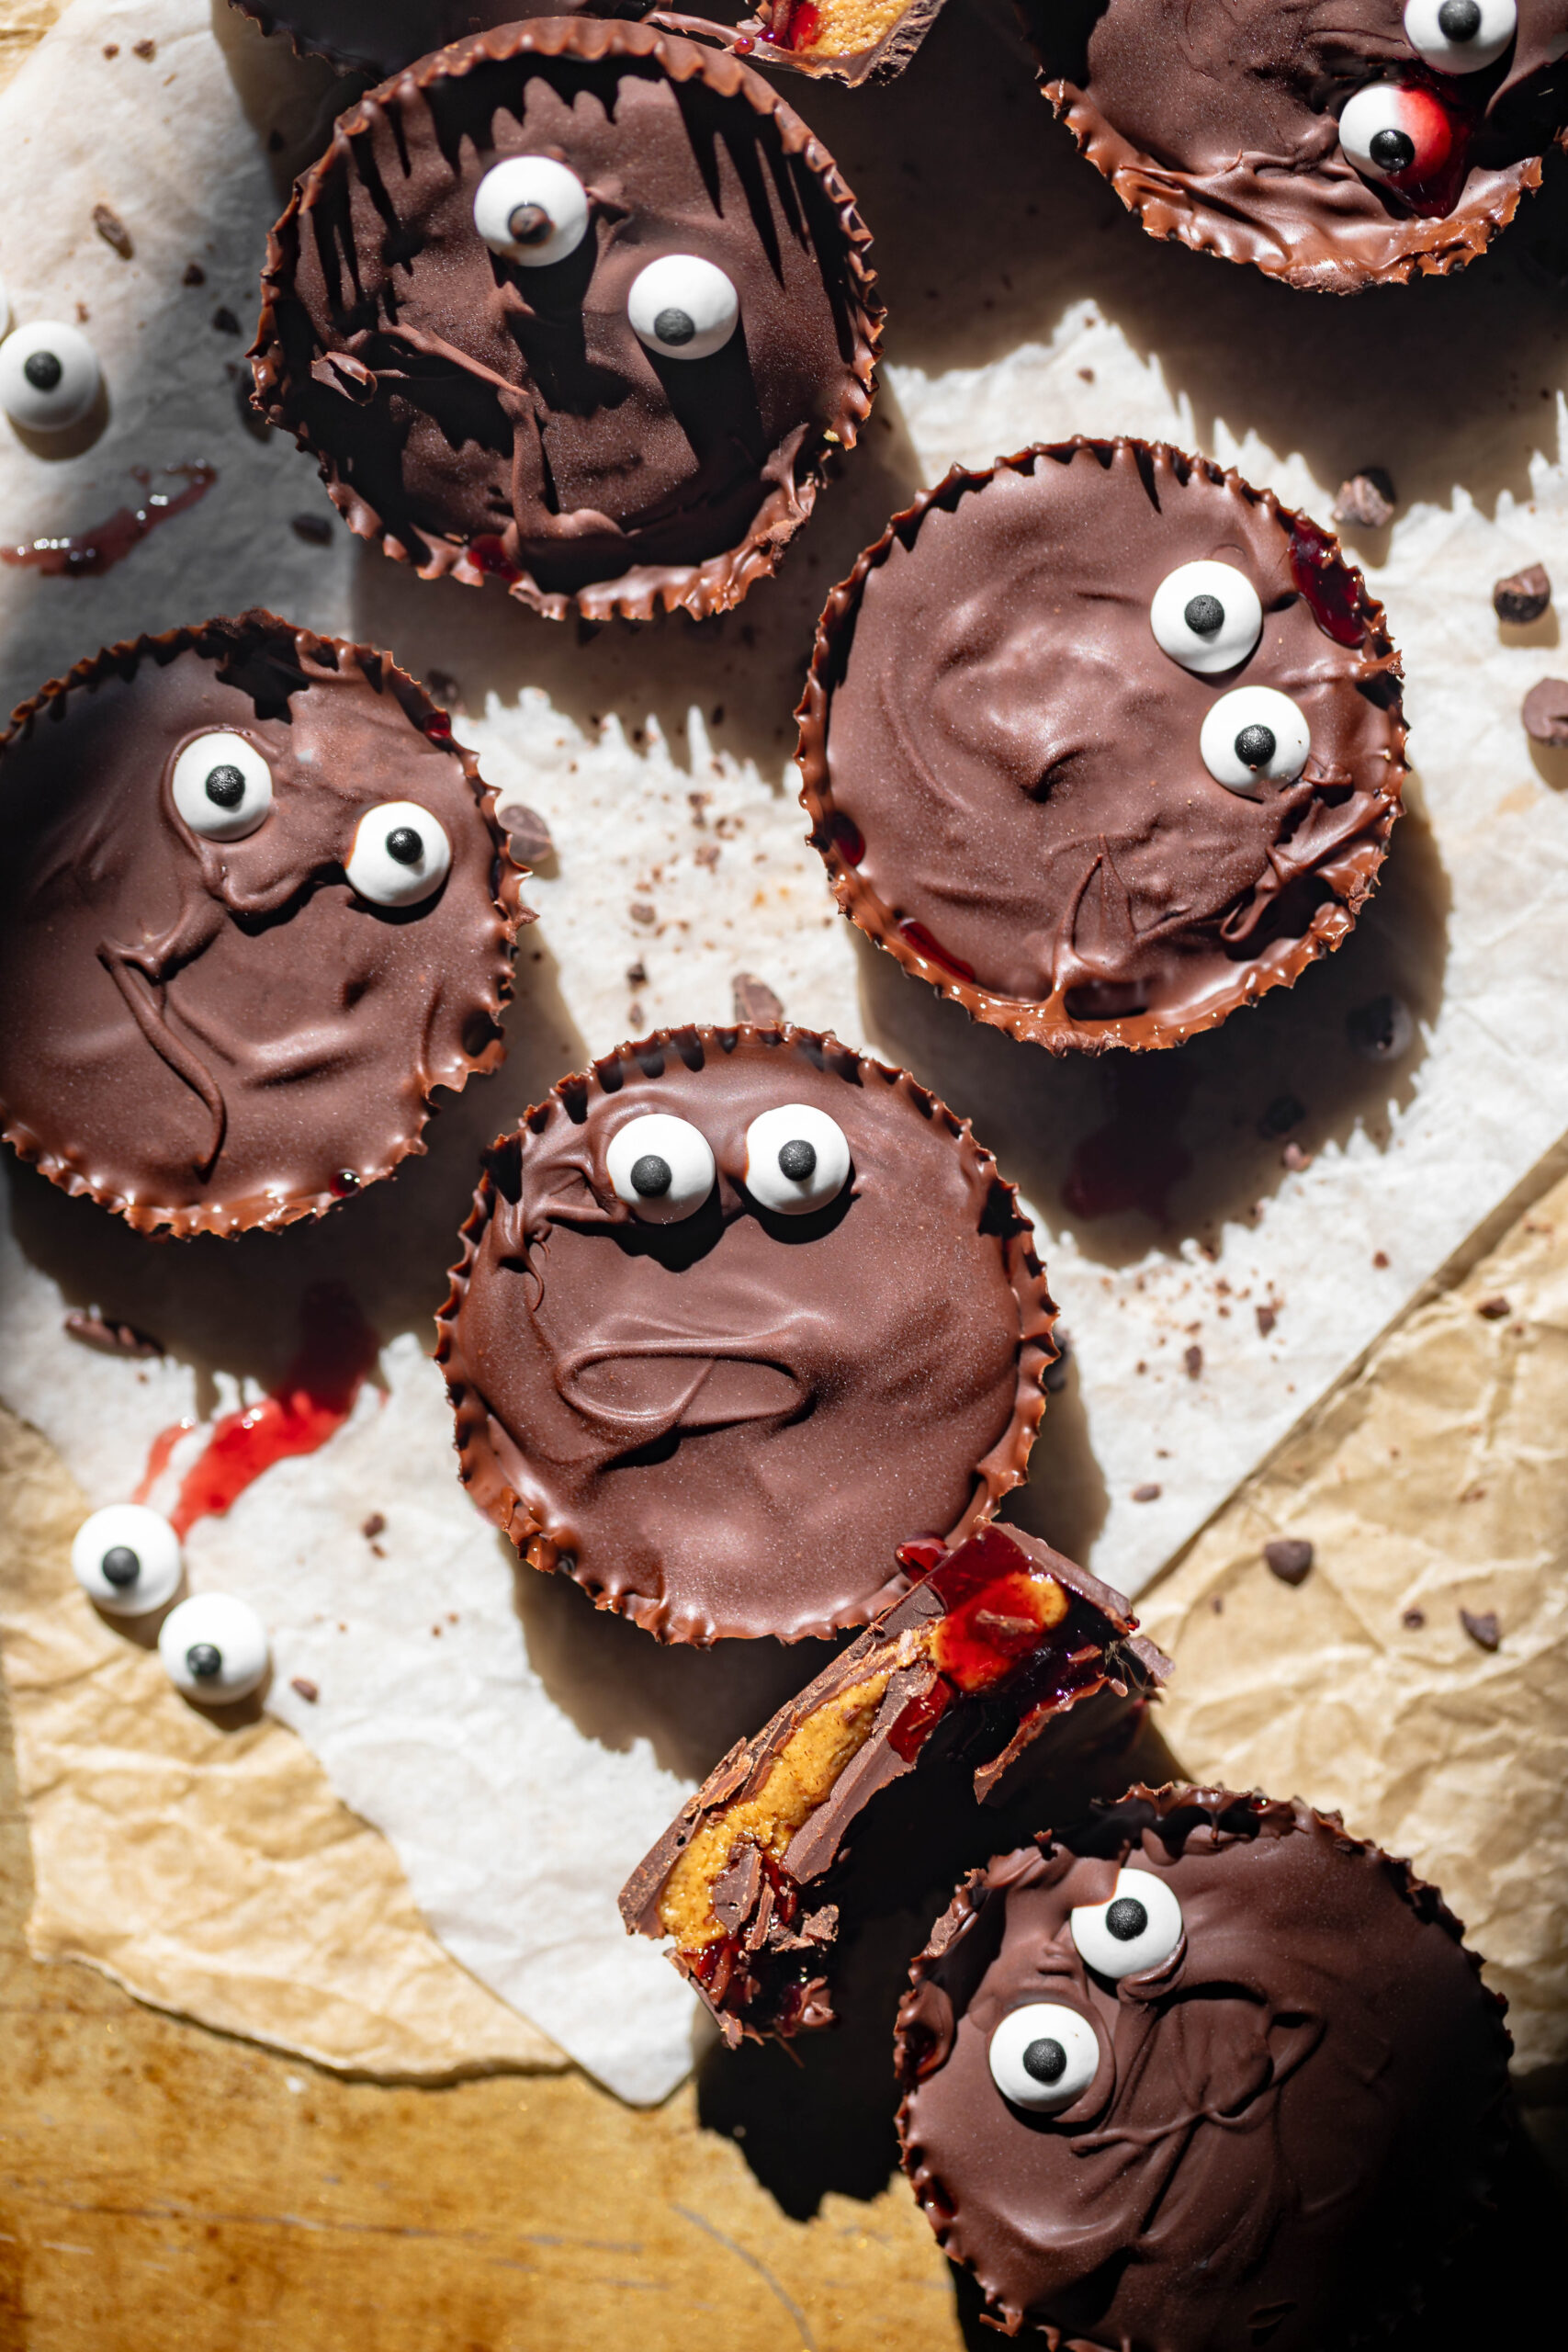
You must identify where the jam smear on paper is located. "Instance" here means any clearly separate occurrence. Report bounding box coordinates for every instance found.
[2,462,215,578]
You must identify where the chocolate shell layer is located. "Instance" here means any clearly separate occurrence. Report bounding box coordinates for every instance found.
[620,1522,1168,2040]
[252,19,880,621]
[896,1787,1513,2352]
[1025,0,1568,291]
[231,3,653,76]
[436,1024,1055,1642]
[799,439,1405,1055]
[0,615,525,1237]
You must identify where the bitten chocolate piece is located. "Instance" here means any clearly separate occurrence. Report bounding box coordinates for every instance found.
[0,615,526,1237]
[619,1524,1168,2040]
[1495,560,1552,622]
[1026,0,1568,292]
[799,439,1406,1054]
[896,1786,1512,2351]
[725,0,951,85]
[437,1025,1055,1642]
[253,19,879,622]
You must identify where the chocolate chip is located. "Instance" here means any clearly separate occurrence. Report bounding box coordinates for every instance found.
[1475,1295,1511,1320]
[1460,1607,1501,1652]
[1522,678,1568,745]
[732,972,784,1026]
[1494,562,1551,625]
[290,1676,320,1703]
[290,512,333,545]
[1264,1537,1314,1587]
[1131,1482,1162,1502]
[91,203,132,259]
[496,803,554,865]
[1331,471,1395,530]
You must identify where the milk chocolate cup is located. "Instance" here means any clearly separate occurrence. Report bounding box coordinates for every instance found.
[435,1022,1056,1643]
[0,614,527,1237]
[252,17,881,622]
[798,437,1406,1055]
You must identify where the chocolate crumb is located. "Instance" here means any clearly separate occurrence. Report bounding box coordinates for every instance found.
[360,1512,386,1540]
[1210,1593,1224,1613]
[1184,1344,1203,1378]
[290,511,333,545]
[1132,1482,1162,1502]
[1281,1140,1312,1170]
[1476,1295,1512,1320]
[91,203,133,259]
[290,1676,320,1703]
[627,1001,646,1027]
[1403,1607,1427,1629]
[1461,1607,1501,1652]
[1264,1537,1314,1587]
[694,842,721,870]
[1494,563,1551,625]
[1256,1304,1278,1337]
[212,306,241,335]
[731,972,784,1026]
[64,1308,164,1360]
[1373,1250,1390,1268]
[103,42,118,55]
[183,261,206,287]
[625,960,648,989]
[496,803,555,865]
[629,901,656,926]
[1522,677,1568,745]
[1258,1092,1304,1139]
[75,300,89,323]
[132,38,155,59]
[1347,991,1414,1062]
[1331,470,1395,530]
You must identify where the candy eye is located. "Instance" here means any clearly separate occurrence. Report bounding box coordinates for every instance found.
[171,732,274,842]
[1070,1868,1184,1979]
[1150,560,1263,676]
[627,255,739,362]
[1403,0,1516,73]
[1339,80,1459,186]
[472,155,590,266]
[1200,685,1311,796]
[70,1502,183,1617]
[742,1103,852,1216]
[0,319,101,431]
[987,2002,1101,2112]
[605,1112,716,1224]
[158,1592,270,1701]
[345,801,452,907]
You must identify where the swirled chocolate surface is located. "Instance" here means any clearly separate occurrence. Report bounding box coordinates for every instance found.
[252,20,879,621]
[231,3,655,77]
[0,616,525,1237]
[436,1025,1055,1644]
[896,1787,1513,2352]
[799,439,1405,1055]
[1025,0,1568,289]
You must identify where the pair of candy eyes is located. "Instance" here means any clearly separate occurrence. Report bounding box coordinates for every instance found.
[605,1104,852,1222]
[170,732,451,908]
[472,157,739,364]
[70,1504,270,1700]
[1340,1,1538,188]
[987,1871,1185,2113]
[1149,561,1311,796]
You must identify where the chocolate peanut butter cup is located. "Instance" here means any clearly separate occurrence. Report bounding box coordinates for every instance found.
[436,1024,1055,1643]
[798,439,1406,1055]
[231,4,649,77]
[1025,0,1568,291]
[896,1787,1512,2352]
[0,615,527,1238]
[252,18,880,621]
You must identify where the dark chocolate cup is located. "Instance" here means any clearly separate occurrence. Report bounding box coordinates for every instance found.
[797,437,1406,1056]
[230,2,623,77]
[0,614,527,1238]
[434,1022,1056,1644]
[252,18,881,622]
[896,1785,1515,2351]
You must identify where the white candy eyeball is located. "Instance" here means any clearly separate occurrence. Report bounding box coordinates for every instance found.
[743,1103,852,1216]
[627,254,739,362]
[0,318,102,432]
[605,1112,716,1224]
[987,2002,1101,2113]
[1338,80,1456,184]
[171,731,274,842]
[1404,0,1516,74]
[1070,1868,1184,1979]
[71,1502,183,1618]
[472,154,590,267]
[1150,560,1264,677]
[158,1593,270,1702]
[345,801,452,907]
[1200,685,1312,797]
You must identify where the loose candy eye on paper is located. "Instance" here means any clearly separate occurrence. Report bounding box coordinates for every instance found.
[0,318,101,431]
[345,801,453,907]
[605,1112,717,1223]
[1070,1867,1185,1977]
[627,254,740,361]
[472,154,590,267]
[1150,560,1264,676]
[1201,685,1312,794]
[987,2001,1101,2111]
[158,1592,270,1701]
[70,1502,183,1617]
[171,732,274,842]
[742,1103,852,1216]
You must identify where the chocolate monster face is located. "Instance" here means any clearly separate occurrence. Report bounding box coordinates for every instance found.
[800,440,1405,1053]
[1030,0,1568,288]
[436,1026,1055,1643]
[0,617,524,1236]
[897,1791,1512,2352]
[253,20,879,619]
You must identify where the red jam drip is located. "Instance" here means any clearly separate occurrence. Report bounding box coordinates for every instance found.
[780,0,823,46]
[1383,78,1473,219]
[1064,1059,1195,1222]
[899,918,976,981]
[137,1284,378,1540]
[895,1534,947,1581]
[423,713,452,741]
[468,534,522,582]
[831,812,865,866]
[1,462,215,578]
[1289,522,1365,650]
[886,1679,952,1762]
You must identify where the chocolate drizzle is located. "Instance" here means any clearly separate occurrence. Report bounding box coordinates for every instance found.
[798,440,1405,1055]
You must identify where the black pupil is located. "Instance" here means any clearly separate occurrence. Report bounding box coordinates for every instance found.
[777,1138,817,1182]
[507,202,551,245]
[1370,128,1416,172]
[653,306,696,347]
[1438,0,1483,35]
[1021,2037,1068,2085]
[186,1642,223,1679]
[100,1544,141,1588]
[1106,1895,1150,1942]
[386,826,423,865]
[631,1153,672,1198]
[204,763,246,809]
[23,349,63,390]
[1183,593,1225,636]
[1235,723,1277,769]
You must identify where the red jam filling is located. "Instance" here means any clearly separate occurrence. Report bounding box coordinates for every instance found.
[1289,522,1365,650]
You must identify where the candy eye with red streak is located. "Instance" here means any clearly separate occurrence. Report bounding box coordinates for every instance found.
[1338,81,1461,193]
[1403,0,1516,74]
